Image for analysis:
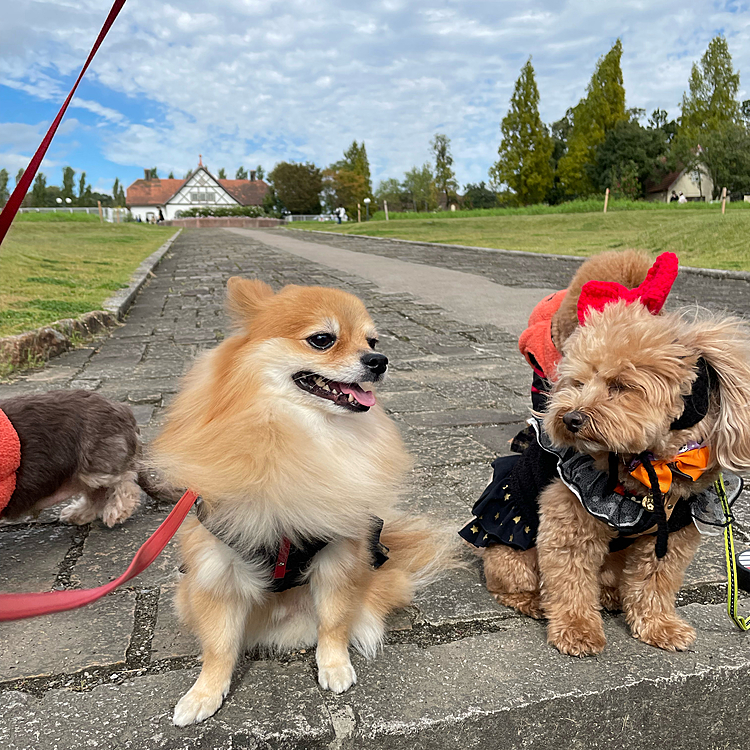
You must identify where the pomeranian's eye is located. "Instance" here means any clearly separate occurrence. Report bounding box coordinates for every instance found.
[367,338,378,350]
[572,379,584,389]
[608,381,625,395]
[307,333,336,350]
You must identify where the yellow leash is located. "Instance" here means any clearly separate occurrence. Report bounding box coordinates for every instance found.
[716,474,750,631]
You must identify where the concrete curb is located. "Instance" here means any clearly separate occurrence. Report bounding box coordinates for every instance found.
[102,229,182,319]
[0,230,181,370]
[289,227,750,283]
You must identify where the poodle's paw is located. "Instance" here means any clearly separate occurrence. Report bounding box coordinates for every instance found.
[59,497,97,525]
[547,617,607,657]
[172,686,226,726]
[493,591,545,620]
[600,585,622,612]
[633,616,696,652]
[318,661,357,694]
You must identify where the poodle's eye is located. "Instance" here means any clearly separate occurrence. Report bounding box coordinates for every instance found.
[307,333,336,350]
[367,337,378,350]
[572,379,584,389]
[608,382,625,395]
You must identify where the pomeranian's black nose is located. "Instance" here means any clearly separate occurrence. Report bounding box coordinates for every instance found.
[362,352,388,375]
[563,410,587,433]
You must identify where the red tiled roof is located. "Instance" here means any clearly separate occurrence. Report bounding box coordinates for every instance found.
[126,172,270,207]
[218,179,269,206]
[126,178,184,206]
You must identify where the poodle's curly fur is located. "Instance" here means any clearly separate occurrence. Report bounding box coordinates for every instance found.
[481,254,750,657]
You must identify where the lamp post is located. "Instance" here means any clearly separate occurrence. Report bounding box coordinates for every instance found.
[363,197,371,221]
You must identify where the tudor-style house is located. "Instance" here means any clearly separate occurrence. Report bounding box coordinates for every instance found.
[126,162,269,221]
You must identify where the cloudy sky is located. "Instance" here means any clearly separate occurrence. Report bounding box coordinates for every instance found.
[1,0,748,196]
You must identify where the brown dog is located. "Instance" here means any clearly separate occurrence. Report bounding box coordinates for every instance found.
[0,390,142,526]
[471,252,750,656]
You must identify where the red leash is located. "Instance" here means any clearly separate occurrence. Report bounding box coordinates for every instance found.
[0,0,127,247]
[0,490,197,622]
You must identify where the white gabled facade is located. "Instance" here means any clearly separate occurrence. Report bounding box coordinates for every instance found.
[164,169,239,218]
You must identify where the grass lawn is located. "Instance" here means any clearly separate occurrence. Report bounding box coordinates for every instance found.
[0,213,175,337]
[291,203,750,272]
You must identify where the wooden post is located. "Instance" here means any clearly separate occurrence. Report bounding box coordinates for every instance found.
[384,200,389,221]
[721,187,727,215]
[604,188,610,214]
[357,203,361,223]
[97,200,103,223]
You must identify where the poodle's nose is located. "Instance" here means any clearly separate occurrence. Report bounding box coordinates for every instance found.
[362,352,388,376]
[563,410,587,433]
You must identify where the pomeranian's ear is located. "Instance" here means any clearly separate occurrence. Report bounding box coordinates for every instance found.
[686,316,750,471]
[226,277,274,323]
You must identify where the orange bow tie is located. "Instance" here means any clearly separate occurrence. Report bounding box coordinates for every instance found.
[629,446,711,494]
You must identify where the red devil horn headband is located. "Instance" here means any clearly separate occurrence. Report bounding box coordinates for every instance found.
[577,252,679,325]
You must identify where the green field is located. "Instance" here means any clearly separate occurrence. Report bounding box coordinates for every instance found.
[0,213,175,337]
[292,203,750,272]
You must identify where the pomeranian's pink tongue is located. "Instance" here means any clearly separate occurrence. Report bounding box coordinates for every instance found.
[338,382,376,407]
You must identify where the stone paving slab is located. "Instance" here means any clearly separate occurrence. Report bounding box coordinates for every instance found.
[1,228,749,748]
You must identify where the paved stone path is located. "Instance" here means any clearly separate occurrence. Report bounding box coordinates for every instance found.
[1,228,749,749]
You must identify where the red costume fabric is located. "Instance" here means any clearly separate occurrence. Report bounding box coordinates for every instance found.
[0,408,21,515]
[577,252,678,324]
[518,289,567,380]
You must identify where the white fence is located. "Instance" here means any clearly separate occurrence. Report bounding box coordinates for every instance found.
[17,206,131,223]
[284,214,343,223]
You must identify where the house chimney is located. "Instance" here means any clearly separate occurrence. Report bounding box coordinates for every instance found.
[250,170,256,181]
[144,168,150,180]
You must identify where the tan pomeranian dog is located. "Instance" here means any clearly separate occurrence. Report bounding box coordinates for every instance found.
[153,278,457,726]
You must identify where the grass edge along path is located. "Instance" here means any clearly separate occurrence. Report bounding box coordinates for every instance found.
[0,214,175,338]
[289,204,750,273]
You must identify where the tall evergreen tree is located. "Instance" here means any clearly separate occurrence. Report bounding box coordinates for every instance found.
[61,166,76,200]
[15,168,24,186]
[112,178,121,205]
[340,141,372,195]
[490,59,553,206]
[255,165,265,181]
[0,168,8,206]
[680,35,740,136]
[675,35,744,198]
[236,166,248,179]
[218,168,227,179]
[557,40,627,197]
[430,134,458,207]
[77,172,87,204]
[168,171,175,179]
[31,173,47,206]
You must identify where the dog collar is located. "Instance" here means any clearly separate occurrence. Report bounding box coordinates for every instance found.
[0,408,21,516]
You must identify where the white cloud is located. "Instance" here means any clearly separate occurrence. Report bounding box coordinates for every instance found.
[1,0,749,189]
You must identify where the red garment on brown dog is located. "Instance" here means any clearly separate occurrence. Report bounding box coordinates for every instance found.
[0,408,21,515]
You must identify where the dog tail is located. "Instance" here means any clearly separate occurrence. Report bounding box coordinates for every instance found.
[136,464,185,504]
[365,516,466,613]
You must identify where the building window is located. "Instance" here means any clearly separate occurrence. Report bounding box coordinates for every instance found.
[189,190,216,203]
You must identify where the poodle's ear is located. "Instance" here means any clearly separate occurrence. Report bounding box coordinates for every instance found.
[226,277,274,324]
[687,316,750,471]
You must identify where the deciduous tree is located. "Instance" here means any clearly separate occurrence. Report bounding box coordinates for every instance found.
[0,169,8,206]
[269,161,322,214]
[463,182,498,209]
[31,173,47,207]
[61,166,76,200]
[490,59,553,205]
[430,134,458,207]
[402,164,436,212]
[256,165,265,181]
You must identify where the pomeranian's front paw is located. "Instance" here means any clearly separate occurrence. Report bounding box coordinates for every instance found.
[547,617,607,657]
[172,686,226,726]
[59,497,97,525]
[632,616,696,652]
[318,662,357,693]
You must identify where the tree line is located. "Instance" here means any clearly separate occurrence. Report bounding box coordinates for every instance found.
[493,35,750,205]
